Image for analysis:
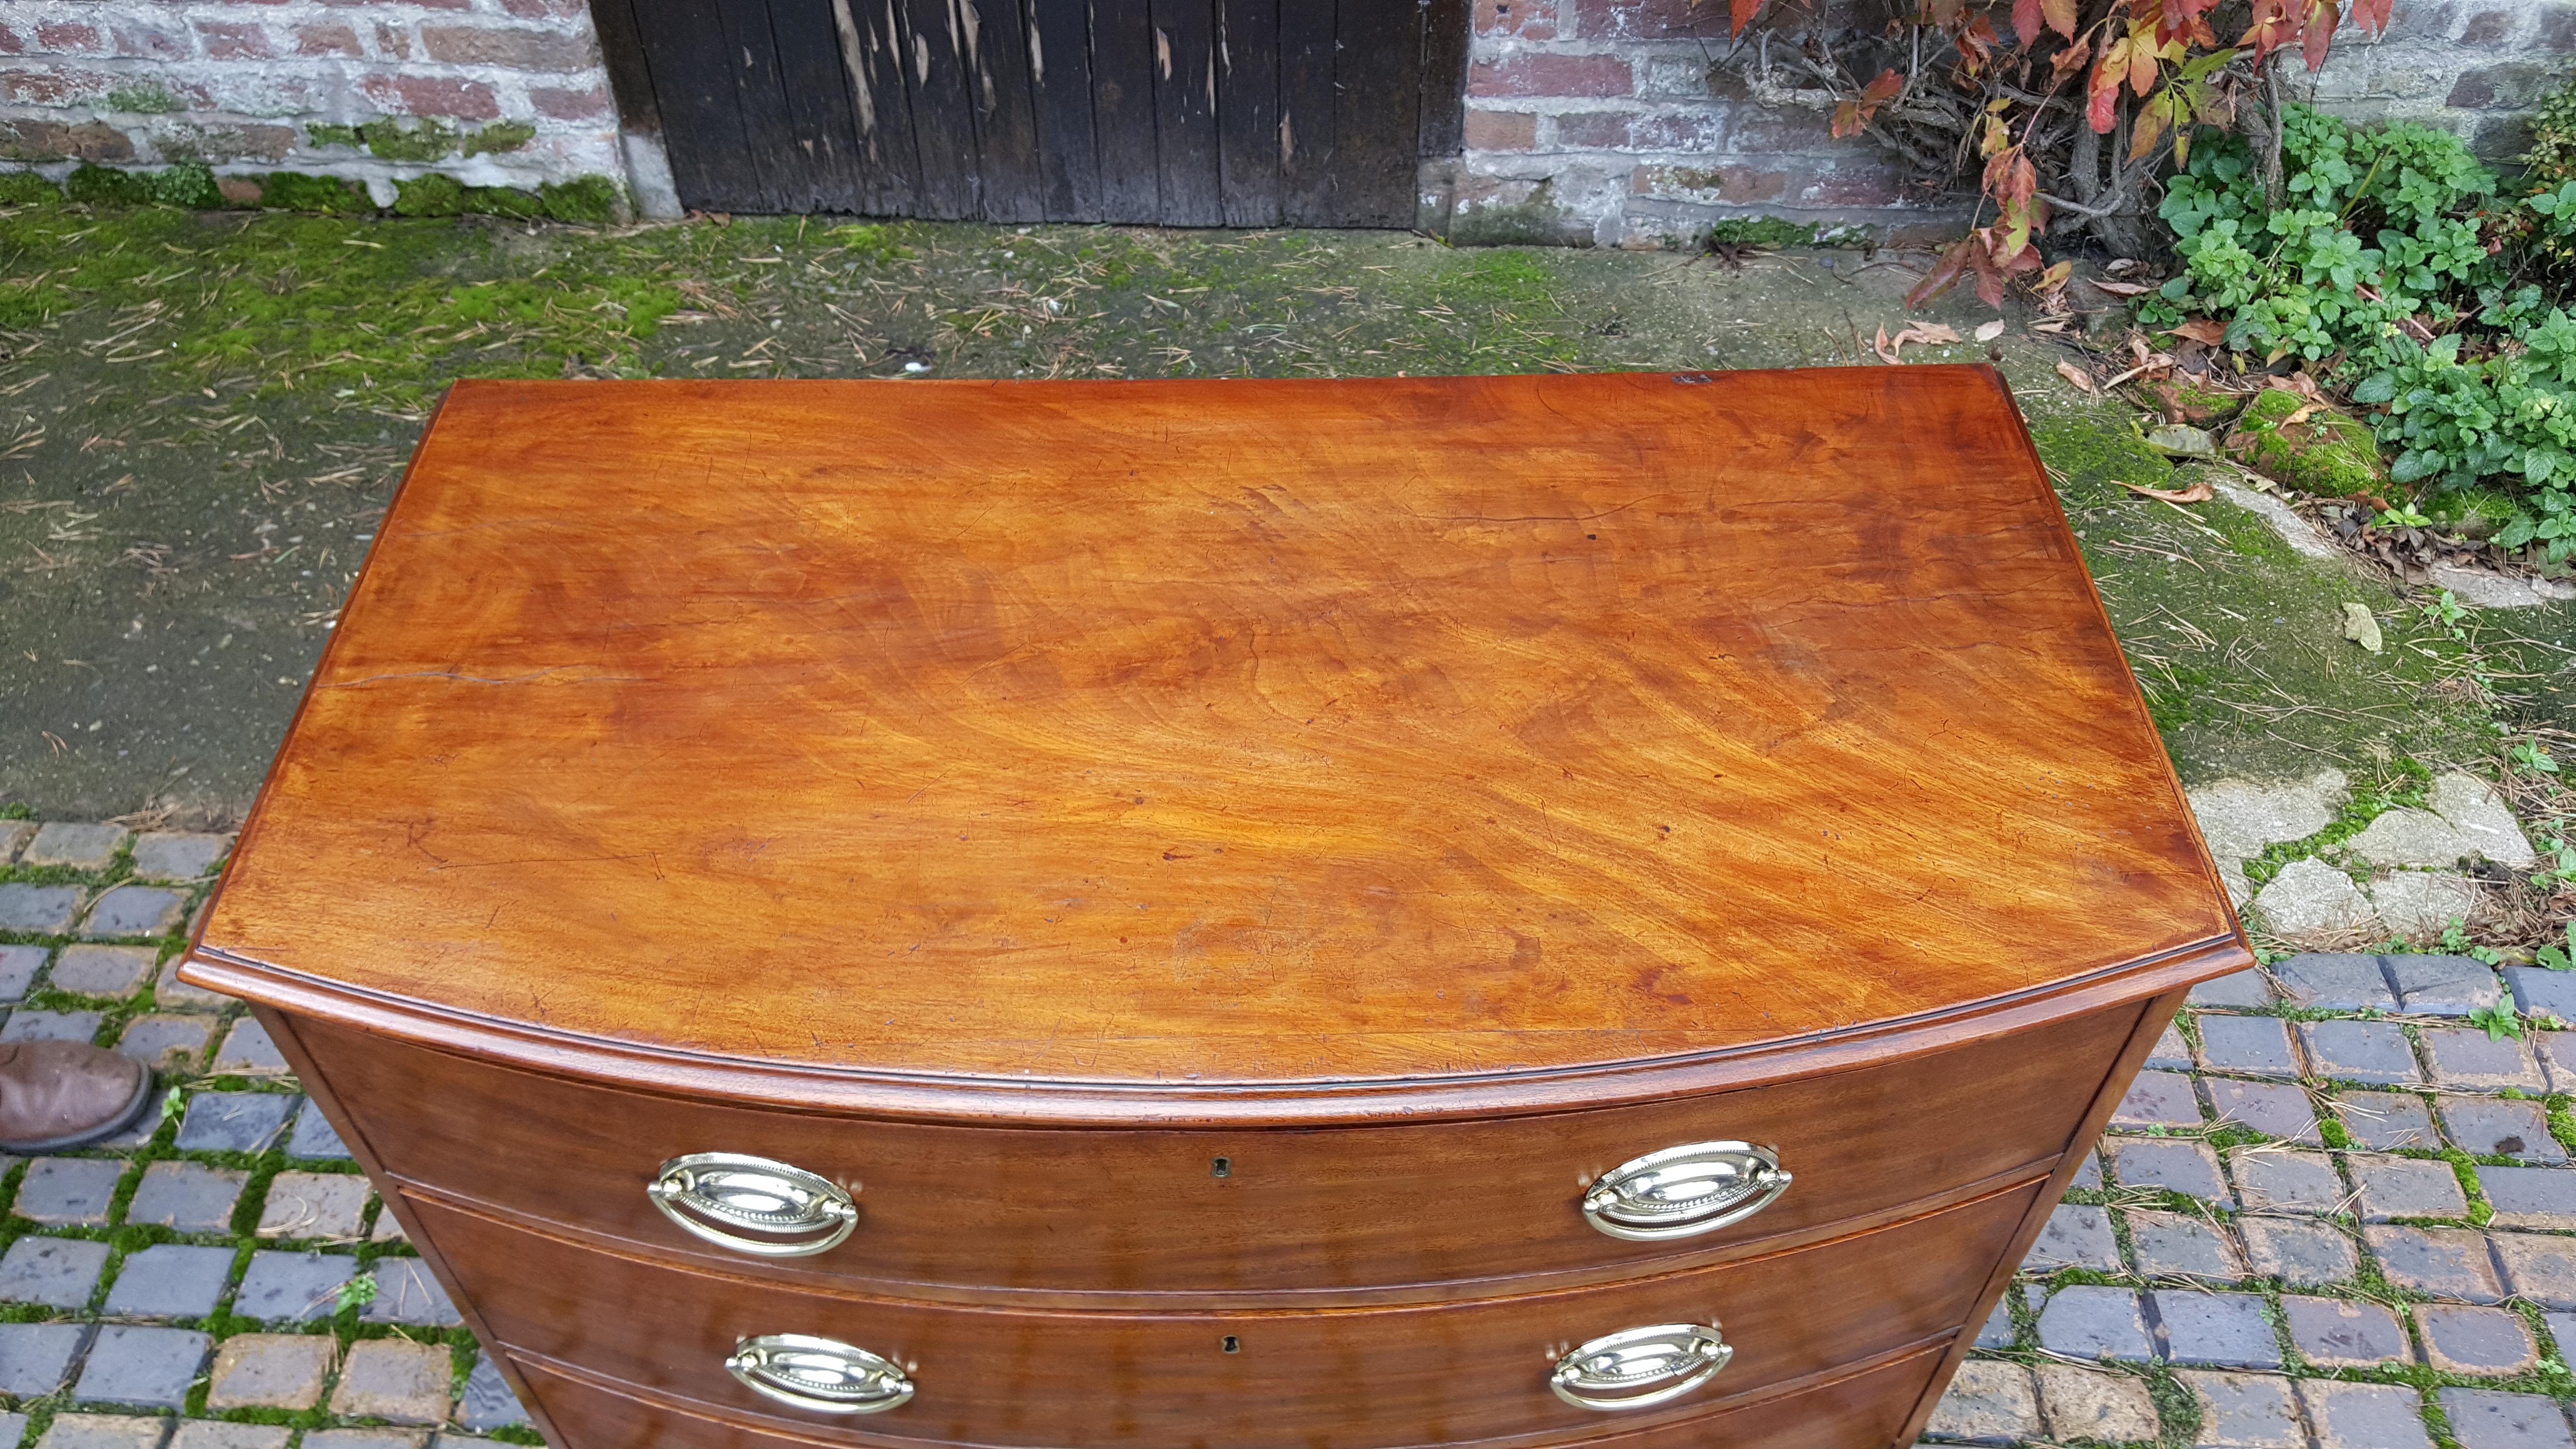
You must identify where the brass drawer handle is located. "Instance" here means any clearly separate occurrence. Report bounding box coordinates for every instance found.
[1550,1323,1732,1411]
[1582,1141,1789,1241]
[726,1334,914,1414]
[648,1153,858,1257]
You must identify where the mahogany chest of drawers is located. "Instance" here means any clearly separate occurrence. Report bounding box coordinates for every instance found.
[182,367,2249,1449]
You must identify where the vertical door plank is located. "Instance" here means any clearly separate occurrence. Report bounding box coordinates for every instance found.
[1147,0,1223,224]
[1023,0,1102,219]
[829,0,929,214]
[768,0,872,211]
[711,0,807,209]
[895,0,986,218]
[1275,0,1336,226]
[963,0,1048,221]
[1215,0,1280,226]
[628,0,764,211]
[1417,0,1469,159]
[1090,0,1162,222]
[1333,0,1419,225]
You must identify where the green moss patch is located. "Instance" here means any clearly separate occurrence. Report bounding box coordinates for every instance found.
[2228,386,2394,498]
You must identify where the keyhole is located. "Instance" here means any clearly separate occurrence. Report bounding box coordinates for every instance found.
[1221,1336,1241,1354]
[1211,1157,1231,1178]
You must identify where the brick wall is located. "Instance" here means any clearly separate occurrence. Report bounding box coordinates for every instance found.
[0,0,650,209]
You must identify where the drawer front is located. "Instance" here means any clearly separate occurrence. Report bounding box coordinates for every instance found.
[411,1180,2034,1449]
[509,1336,1948,1449]
[294,1003,2131,1300]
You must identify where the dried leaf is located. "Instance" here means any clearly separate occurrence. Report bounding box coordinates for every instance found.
[2168,317,2227,345]
[1975,319,2006,342]
[2119,478,2217,502]
[1873,324,1899,365]
[2090,279,2154,296]
[2057,359,2097,392]
[2143,424,2218,459]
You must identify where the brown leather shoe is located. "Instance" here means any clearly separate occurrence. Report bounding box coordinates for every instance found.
[0,1041,152,1152]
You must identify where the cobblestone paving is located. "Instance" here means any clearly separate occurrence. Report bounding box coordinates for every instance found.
[0,823,530,1449]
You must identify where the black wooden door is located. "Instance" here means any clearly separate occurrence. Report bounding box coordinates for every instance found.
[591,0,1468,225]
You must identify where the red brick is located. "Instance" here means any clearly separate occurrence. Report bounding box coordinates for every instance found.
[294,22,361,55]
[1467,52,1631,97]
[500,0,593,16]
[216,176,264,206]
[419,24,592,69]
[1462,107,1537,149]
[362,74,500,120]
[0,24,22,55]
[1632,162,1787,200]
[374,23,412,58]
[530,84,612,120]
[1475,0,1557,36]
[0,118,135,163]
[1573,0,1724,38]
[194,20,271,58]
[190,123,296,161]
[1,65,87,105]
[1802,163,1908,207]
[109,21,190,59]
[1721,101,1835,151]
[34,23,104,53]
[1554,108,1721,149]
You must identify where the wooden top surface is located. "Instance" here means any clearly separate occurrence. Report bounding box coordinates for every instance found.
[190,368,2238,1094]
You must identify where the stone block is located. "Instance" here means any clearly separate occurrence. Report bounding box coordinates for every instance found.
[459,1352,530,1430]
[114,1014,211,1072]
[0,821,30,864]
[2424,1027,2547,1092]
[2068,1152,2101,1189]
[37,1416,166,1449]
[0,886,83,934]
[2301,1020,2423,1084]
[2,1010,101,1046]
[2035,1285,2154,1361]
[125,1162,244,1233]
[213,1018,288,1075]
[257,1171,369,1240]
[174,1425,294,1449]
[22,824,128,870]
[2147,1023,2192,1070]
[2177,1368,2304,1447]
[1922,1359,2039,1444]
[176,1092,296,1152]
[2151,1289,2282,1367]
[2479,1167,2576,1228]
[2030,1363,2157,1443]
[329,1337,453,1424]
[2430,772,2537,864]
[2230,1147,2343,1212]
[205,1333,336,1410]
[0,1236,107,1308]
[287,1099,350,1160]
[2284,1293,2410,1367]
[2242,1217,2357,1286]
[362,1258,461,1326]
[2024,1203,2120,1272]
[2388,954,2506,1015]
[16,1158,123,1226]
[2350,1153,2469,1220]
[2492,1230,2576,1308]
[0,945,42,1000]
[2203,1079,2320,1141]
[1973,1297,2014,1348]
[370,1203,407,1243]
[78,887,185,940]
[2446,1096,2566,1161]
[2419,1303,2540,1374]
[2439,1387,2576,1449]
[231,1251,354,1323]
[2367,1224,2506,1301]
[2352,808,2477,867]
[2127,1209,2243,1278]
[128,833,228,882]
[2301,1379,2432,1449]
[2508,969,2576,1025]
[2254,857,2379,937]
[1467,52,1633,98]
[2271,952,2398,1012]
[2340,1090,2440,1149]
[73,1323,207,1408]
[2190,969,2273,1007]
[2198,1014,2301,1076]
[304,1435,429,1449]
[49,946,156,998]
[101,1243,233,1317]
[2111,1138,2231,1201]
[2188,773,2344,862]
[0,1321,86,1395]
[154,957,229,1011]
[2111,1069,2203,1128]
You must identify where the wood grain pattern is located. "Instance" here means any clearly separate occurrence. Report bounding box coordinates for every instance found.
[412,1182,2033,1447]
[294,1003,2120,1303]
[186,369,2237,1094]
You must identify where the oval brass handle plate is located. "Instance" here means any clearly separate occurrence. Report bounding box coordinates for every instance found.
[648,1152,858,1257]
[726,1334,914,1414]
[1581,1142,1789,1241]
[1550,1323,1732,1411]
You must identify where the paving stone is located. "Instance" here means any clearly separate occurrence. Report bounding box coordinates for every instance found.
[128,834,227,883]
[362,1257,461,1326]
[369,1202,407,1243]
[2029,1363,2157,1444]
[2367,1224,2507,1301]
[2373,870,2488,939]
[304,1435,428,1449]
[2482,1167,2576,1228]
[113,1015,212,1074]
[175,1092,296,1153]
[2353,808,2479,868]
[2112,1070,2204,1128]
[78,888,185,941]
[2349,1153,2470,1221]
[2492,1231,2576,1308]
[2440,1387,2576,1449]
[256,1171,369,1240]
[2270,952,2400,1012]
[2283,1293,2411,1367]
[2419,1303,2541,1374]
[204,1333,336,1410]
[2191,772,2346,858]
[2035,1285,2154,1361]
[2189,971,2273,1010]
[329,1337,453,1425]
[2229,1147,2344,1213]
[2431,771,2540,867]
[22,825,129,871]
[0,945,43,1002]
[171,1426,292,1449]
[1973,1297,2015,1348]
[286,1099,350,1161]
[2151,1289,2282,1368]
[0,821,30,864]
[151,958,228,1011]
[120,1162,241,1234]
[2509,969,2576,1026]
[16,1158,124,1226]
[2198,1014,2302,1076]
[48,946,156,998]
[2068,1152,2101,1190]
[2553,1311,2576,1356]
[211,1018,287,1075]
[2147,1023,2193,1070]
[0,1322,87,1396]
[1,1010,101,1046]
[231,1251,355,1323]
[37,1415,167,1449]
[2127,1209,2244,1279]
[101,1244,233,1317]
[1923,1360,2040,1445]
[2203,1079,2321,1142]
[2447,1097,2569,1162]
[73,1324,207,1408]
[2254,857,2381,938]
[2177,1369,2303,1448]
[2024,1203,2121,1272]
[2389,954,2509,1015]
[458,1352,530,1431]
[0,886,83,935]
[2300,1020,2423,1084]
[2300,1379,2432,1449]
[0,1236,108,1308]
[2340,1090,2440,1148]
[2111,1138,2232,1202]
[2242,1217,2357,1286]
[2424,1027,2548,1093]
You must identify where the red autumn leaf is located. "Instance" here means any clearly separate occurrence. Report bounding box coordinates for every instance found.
[1729,0,1765,36]
[1905,238,1979,309]
[1862,67,1903,101]
[2239,0,2294,58]
[2013,0,2043,44]
[2051,39,2092,77]
[2350,0,2391,34]
[2301,0,2338,69]
[2128,34,2159,94]
[2169,318,2229,345]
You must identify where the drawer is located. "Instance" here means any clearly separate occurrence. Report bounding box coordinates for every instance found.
[294,1003,2130,1302]
[409,1179,2035,1449]
[507,1335,1949,1449]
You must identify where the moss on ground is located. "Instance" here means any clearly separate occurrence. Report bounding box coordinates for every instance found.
[2229,386,2390,498]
